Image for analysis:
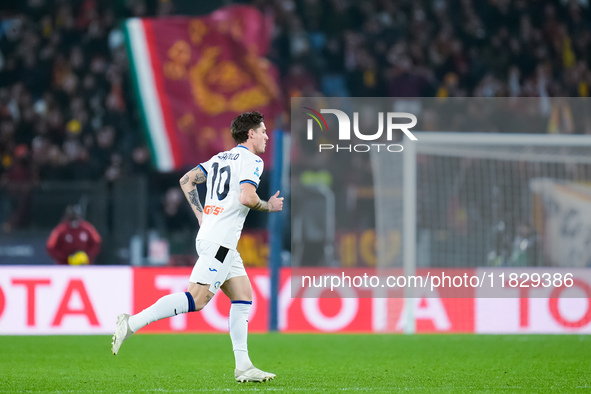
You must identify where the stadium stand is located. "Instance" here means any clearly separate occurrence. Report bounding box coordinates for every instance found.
[1,0,590,264]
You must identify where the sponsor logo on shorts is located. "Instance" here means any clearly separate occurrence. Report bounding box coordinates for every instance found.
[214,281,221,289]
[209,268,218,272]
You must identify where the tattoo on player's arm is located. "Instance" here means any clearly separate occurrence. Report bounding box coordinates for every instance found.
[193,171,206,185]
[180,175,189,185]
[253,199,270,212]
[187,166,207,186]
[188,189,203,212]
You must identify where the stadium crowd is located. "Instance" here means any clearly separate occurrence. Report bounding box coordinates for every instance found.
[270,0,591,100]
[1,0,590,236]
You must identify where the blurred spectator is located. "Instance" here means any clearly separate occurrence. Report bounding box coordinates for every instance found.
[159,187,193,233]
[150,186,195,259]
[283,63,318,98]
[46,204,102,265]
[1,143,35,230]
[131,146,152,174]
[507,221,541,267]
[387,56,433,97]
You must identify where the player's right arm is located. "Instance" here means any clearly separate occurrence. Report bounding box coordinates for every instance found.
[180,165,207,226]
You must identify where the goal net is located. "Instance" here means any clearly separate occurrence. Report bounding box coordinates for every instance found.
[392,133,591,269]
[371,132,591,332]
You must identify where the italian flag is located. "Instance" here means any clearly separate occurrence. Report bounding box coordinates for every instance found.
[125,17,178,171]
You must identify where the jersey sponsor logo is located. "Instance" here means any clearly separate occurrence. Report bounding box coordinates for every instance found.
[254,167,260,177]
[255,159,262,163]
[203,205,225,215]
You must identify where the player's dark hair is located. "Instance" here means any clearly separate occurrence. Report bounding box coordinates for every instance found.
[231,111,264,144]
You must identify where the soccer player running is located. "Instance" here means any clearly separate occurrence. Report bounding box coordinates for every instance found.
[111,111,283,382]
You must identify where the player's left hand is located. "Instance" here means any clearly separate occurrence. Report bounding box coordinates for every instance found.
[268,191,284,212]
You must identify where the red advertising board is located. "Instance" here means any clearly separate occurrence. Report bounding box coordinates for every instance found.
[133,267,268,332]
[0,266,131,335]
[474,269,591,333]
[0,266,588,334]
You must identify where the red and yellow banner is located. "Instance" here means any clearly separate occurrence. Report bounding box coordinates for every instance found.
[125,6,282,171]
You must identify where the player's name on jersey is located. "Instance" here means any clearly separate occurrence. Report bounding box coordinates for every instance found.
[217,152,240,160]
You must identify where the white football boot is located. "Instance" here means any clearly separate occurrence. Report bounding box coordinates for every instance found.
[111,313,133,355]
[235,366,276,382]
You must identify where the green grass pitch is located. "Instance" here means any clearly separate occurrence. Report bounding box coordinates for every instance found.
[0,334,589,392]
